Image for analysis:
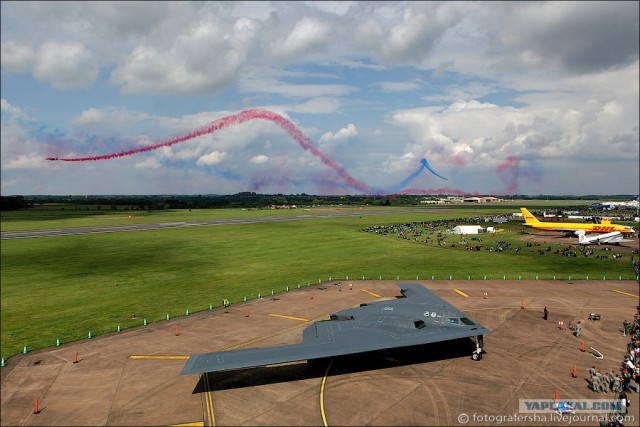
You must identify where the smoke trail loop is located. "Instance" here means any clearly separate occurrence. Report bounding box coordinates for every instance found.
[47,109,447,194]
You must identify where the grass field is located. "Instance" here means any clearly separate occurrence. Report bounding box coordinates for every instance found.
[1,203,637,359]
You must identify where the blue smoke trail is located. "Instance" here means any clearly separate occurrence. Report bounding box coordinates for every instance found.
[384,157,447,193]
[420,158,447,180]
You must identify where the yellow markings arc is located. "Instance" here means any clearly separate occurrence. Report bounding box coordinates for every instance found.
[612,289,639,298]
[361,289,382,298]
[453,289,470,298]
[171,422,204,427]
[268,313,310,322]
[203,373,215,427]
[320,358,336,427]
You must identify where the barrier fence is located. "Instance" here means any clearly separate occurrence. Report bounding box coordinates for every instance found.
[2,271,638,362]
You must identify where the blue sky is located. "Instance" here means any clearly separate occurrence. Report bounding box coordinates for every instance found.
[1,1,638,196]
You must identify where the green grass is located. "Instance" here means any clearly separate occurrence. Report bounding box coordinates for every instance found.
[1,205,637,359]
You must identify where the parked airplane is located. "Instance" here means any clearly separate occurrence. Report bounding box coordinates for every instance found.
[577,230,631,245]
[520,208,635,236]
[181,284,489,375]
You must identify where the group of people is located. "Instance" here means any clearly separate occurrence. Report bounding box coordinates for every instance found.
[619,312,640,394]
[595,310,640,426]
[587,366,627,394]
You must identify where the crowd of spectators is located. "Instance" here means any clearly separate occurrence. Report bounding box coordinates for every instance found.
[598,310,640,427]
[362,218,633,262]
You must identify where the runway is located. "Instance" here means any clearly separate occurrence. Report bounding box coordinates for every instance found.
[0,208,430,240]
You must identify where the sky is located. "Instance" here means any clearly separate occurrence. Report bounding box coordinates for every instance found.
[1,1,638,196]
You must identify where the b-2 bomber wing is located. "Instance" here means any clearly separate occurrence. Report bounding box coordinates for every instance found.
[180,283,489,375]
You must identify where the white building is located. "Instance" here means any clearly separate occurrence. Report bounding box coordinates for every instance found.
[452,225,484,234]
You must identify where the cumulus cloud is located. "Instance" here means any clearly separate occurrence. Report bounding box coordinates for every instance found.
[273,17,332,61]
[2,39,99,89]
[197,151,228,166]
[320,123,358,143]
[71,107,148,131]
[249,154,269,164]
[34,41,99,89]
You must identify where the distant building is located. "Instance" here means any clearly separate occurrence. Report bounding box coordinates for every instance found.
[463,196,502,203]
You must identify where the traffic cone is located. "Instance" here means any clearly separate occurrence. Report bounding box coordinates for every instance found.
[559,321,564,330]
[117,324,121,332]
[349,283,352,290]
[580,340,585,352]
[56,338,60,347]
[175,325,180,336]
[34,398,40,414]
[88,331,92,339]
[554,389,558,402]
[520,300,524,309]
[245,308,249,317]
[143,319,147,326]
[23,345,28,354]
[1,357,5,367]
[73,351,78,364]
[571,364,577,378]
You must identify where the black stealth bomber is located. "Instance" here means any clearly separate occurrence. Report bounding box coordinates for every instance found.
[180,283,490,375]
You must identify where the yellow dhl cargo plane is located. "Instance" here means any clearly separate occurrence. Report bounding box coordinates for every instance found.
[520,208,635,236]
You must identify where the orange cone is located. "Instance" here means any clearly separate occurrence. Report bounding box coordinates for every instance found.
[580,340,585,352]
[571,364,577,378]
[34,398,40,414]
[245,308,249,317]
[554,389,558,402]
[559,320,564,330]
[73,351,78,364]
[175,325,180,336]
[349,283,352,290]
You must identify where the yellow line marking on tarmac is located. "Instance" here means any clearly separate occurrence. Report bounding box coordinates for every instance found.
[171,423,204,427]
[320,358,336,427]
[362,289,382,298]
[129,355,189,360]
[269,313,310,322]
[203,373,215,427]
[453,289,470,298]
[227,291,390,351]
[612,289,639,298]
[223,320,314,351]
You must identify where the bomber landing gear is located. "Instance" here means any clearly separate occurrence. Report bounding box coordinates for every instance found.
[471,347,483,361]
[472,335,485,361]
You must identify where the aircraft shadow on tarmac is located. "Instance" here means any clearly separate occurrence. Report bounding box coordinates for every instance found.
[193,337,477,393]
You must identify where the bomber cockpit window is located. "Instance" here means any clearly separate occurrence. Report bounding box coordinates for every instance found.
[414,320,426,329]
[460,317,475,325]
[446,317,460,324]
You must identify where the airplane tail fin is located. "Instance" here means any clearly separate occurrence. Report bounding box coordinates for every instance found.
[520,208,540,225]
[578,233,587,244]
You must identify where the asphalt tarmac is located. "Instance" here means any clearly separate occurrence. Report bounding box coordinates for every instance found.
[1,280,638,426]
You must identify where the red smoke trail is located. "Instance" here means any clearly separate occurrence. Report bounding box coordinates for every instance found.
[50,109,374,194]
[495,155,520,195]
